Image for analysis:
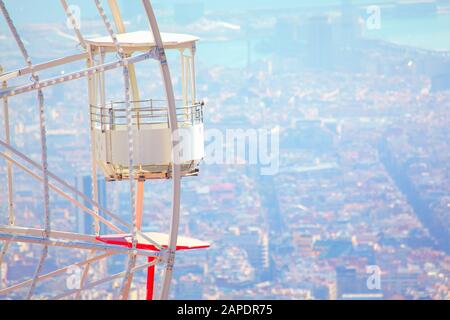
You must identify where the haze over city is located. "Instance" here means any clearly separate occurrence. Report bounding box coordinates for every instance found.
[0,0,449,300]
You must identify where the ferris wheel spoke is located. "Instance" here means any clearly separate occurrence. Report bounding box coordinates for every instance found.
[1,0,207,300]
[0,151,125,234]
[51,258,157,300]
[0,240,10,272]
[0,52,89,83]
[93,0,142,300]
[0,51,158,100]
[0,251,112,296]
[0,0,52,301]
[0,143,164,249]
[0,140,147,235]
[60,0,87,50]
[28,87,51,301]
[0,228,161,259]
[26,246,49,299]
[0,241,10,290]
[74,251,99,300]
[117,254,137,300]
[141,0,183,300]
[1,68,14,227]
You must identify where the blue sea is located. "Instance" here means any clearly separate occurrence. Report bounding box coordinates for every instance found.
[1,0,450,68]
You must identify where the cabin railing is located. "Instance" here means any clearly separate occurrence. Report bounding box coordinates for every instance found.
[90,99,204,129]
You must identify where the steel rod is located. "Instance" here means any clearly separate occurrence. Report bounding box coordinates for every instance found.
[142,0,182,301]
[0,138,163,251]
[0,240,10,275]
[60,0,87,49]
[74,250,96,299]
[0,232,159,258]
[0,252,112,296]
[93,0,138,300]
[87,46,100,236]
[51,259,158,300]
[0,0,52,300]
[1,67,14,226]
[0,151,125,234]
[0,50,158,99]
[0,52,89,83]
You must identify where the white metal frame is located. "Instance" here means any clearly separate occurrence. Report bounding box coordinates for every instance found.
[0,0,193,300]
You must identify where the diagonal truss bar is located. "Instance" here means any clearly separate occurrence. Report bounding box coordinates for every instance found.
[51,259,158,300]
[0,1,177,301]
[0,240,10,289]
[0,139,163,251]
[0,151,125,234]
[0,50,158,99]
[93,0,138,300]
[0,240,10,271]
[142,0,182,301]
[0,0,52,300]
[1,65,14,226]
[0,227,160,258]
[60,0,87,49]
[0,52,89,83]
[74,250,95,299]
[0,251,112,295]
[108,0,142,107]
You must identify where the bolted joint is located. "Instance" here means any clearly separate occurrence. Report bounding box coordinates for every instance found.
[160,248,176,268]
[159,247,168,263]
[166,249,176,270]
[148,47,164,62]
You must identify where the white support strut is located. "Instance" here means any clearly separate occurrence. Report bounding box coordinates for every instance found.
[0,138,163,251]
[0,232,160,258]
[141,0,182,301]
[93,0,138,300]
[51,259,158,300]
[0,0,199,301]
[0,252,112,296]
[0,52,89,83]
[0,50,158,99]
[0,151,125,234]
[1,65,14,226]
[0,0,51,300]
[60,0,87,49]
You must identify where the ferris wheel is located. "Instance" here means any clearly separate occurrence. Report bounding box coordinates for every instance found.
[0,0,208,300]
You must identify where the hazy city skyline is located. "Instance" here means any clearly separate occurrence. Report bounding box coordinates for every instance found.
[0,0,449,300]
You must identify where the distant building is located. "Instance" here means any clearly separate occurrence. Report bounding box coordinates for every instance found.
[339,0,359,47]
[214,246,255,289]
[337,0,363,71]
[431,73,450,92]
[176,273,204,299]
[313,285,331,300]
[382,271,420,298]
[240,227,271,281]
[282,119,335,151]
[336,266,383,300]
[395,0,437,18]
[306,15,334,70]
[76,176,107,235]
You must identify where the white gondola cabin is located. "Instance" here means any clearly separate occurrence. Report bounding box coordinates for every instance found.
[85,31,204,181]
